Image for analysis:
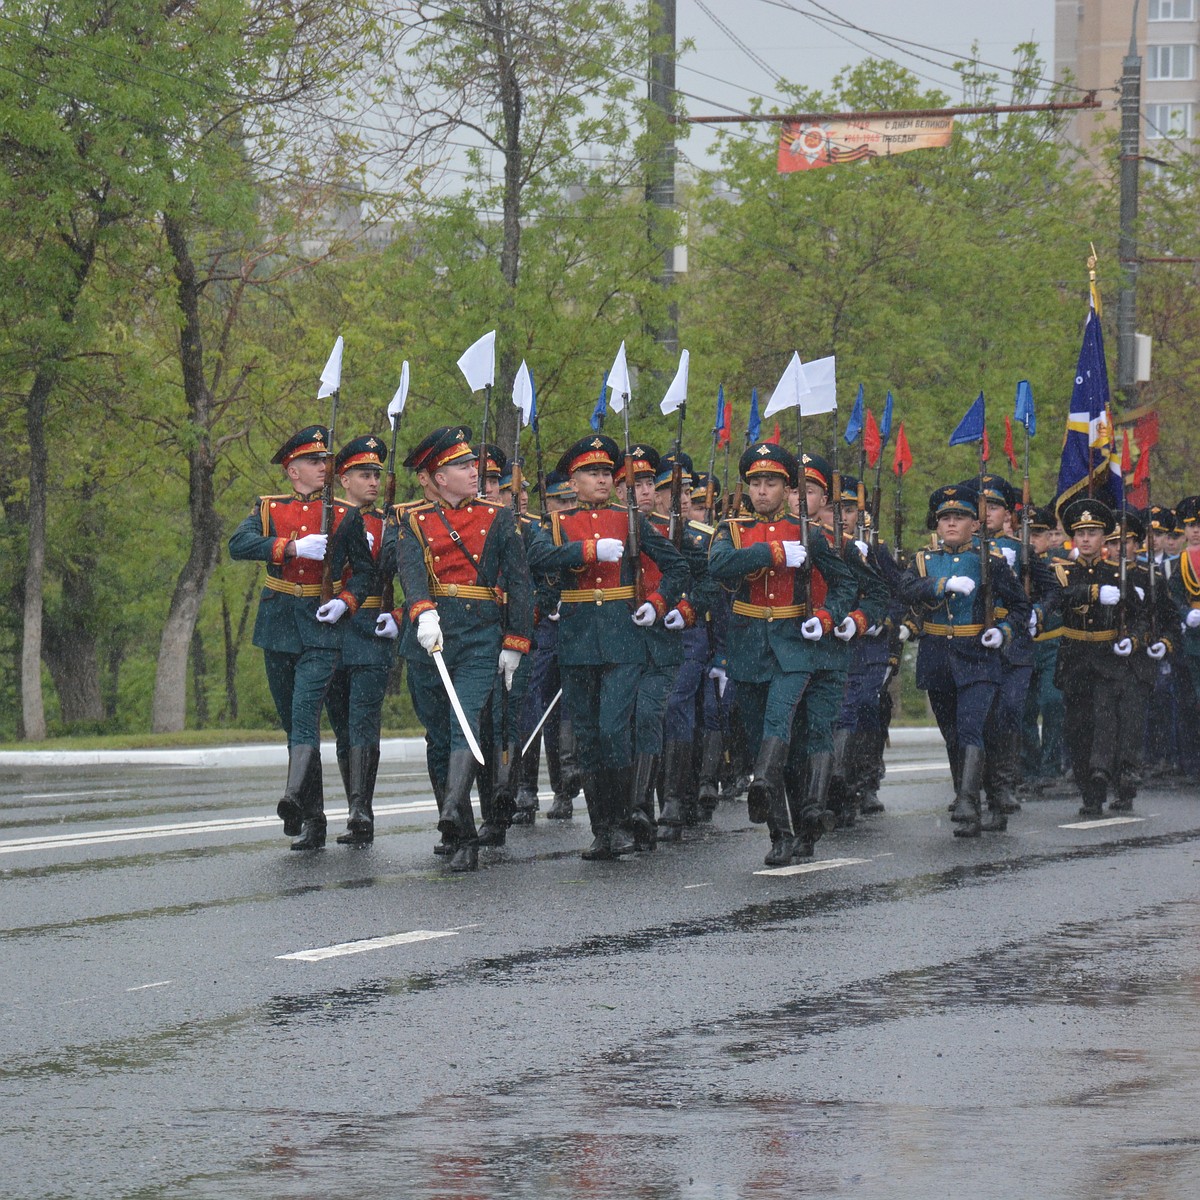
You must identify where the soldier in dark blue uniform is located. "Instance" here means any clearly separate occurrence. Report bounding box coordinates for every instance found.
[1142,505,1182,778]
[525,435,689,860]
[323,435,395,845]
[708,444,857,865]
[228,425,372,850]
[387,426,533,872]
[898,484,1030,836]
[1167,497,1200,776]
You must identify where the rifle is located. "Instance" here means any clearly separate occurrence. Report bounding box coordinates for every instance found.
[511,419,524,516]
[1146,458,1160,643]
[1020,475,1032,597]
[869,416,889,549]
[705,388,721,524]
[1117,504,1129,641]
[795,405,812,611]
[620,386,642,598]
[380,362,408,614]
[893,471,905,561]
[319,385,341,603]
[668,400,686,547]
[532,407,547,517]
[978,447,993,629]
[476,380,493,499]
[856,431,867,542]
[830,408,844,558]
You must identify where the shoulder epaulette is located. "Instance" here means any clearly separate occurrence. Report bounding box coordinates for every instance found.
[688,520,715,535]
[914,548,928,578]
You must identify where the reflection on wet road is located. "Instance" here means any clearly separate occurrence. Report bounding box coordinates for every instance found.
[3,753,1200,1198]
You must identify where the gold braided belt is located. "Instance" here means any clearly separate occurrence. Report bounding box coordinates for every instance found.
[430,582,500,602]
[560,585,637,606]
[923,622,984,638]
[264,577,323,598]
[1062,627,1117,642]
[732,600,807,621]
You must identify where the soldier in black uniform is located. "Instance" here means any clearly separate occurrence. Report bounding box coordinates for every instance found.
[228,426,372,850]
[1035,498,1148,816]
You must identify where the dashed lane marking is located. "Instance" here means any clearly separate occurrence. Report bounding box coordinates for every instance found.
[1059,816,1147,830]
[277,929,458,962]
[755,856,869,878]
[126,981,172,991]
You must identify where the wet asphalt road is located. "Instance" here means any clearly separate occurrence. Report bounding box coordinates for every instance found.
[3,741,1200,1199]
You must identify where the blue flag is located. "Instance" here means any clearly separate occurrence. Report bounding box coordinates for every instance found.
[714,384,724,434]
[1014,379,1035,436]
[747,387,761,443]
[844,383,864,444]
[880,391,894,442]
[949,392,986,446]
[1056,309,1122,507]
[590,372,607,432]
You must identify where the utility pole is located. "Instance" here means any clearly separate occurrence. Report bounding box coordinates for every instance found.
[1117,3,1142,406]
[647,0,678,354]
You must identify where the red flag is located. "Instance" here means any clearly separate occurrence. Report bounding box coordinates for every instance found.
[767,422,781,445]
[1121,428,1132,474]
[981,429,990,462]
[892,423,913,476]
[1003,414,1018,471]
[718,398,731,448]
[1134,410,1159,454]
[1134,443,1150,487]
[863,409,882,468]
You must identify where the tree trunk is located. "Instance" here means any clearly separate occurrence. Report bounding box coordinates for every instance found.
[191,624,209,726]
[20,370,49,741]
[151,212,223,733]
[42,547,106,726]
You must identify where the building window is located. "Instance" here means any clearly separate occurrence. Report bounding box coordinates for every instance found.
[1147,44,1195,79]
[1147,102,1193,138]
[1149,0,1195,20]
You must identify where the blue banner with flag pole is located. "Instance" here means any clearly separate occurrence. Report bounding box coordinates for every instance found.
[949,392,986,446]
[1056,308,1123,509]
[746,386,761,444]
[590,372,607,432]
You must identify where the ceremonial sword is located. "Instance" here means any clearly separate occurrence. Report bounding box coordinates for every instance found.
[431,645,485,764]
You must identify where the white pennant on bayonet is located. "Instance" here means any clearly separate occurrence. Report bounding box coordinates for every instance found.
[317,335,344,399]
[512,360,534,427]
[456,329,496,392]
[763,351,810,417]
[799,355,837,415]
[659,348,690,415]
[606,340,631,413]
[388,361,409,429]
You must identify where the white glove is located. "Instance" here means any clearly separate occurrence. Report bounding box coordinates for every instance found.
[1134,586,1144,601]
[595,537,623,562]
[1001,547,1017,568]
[1187,609,1200,629]
[834,615,857,642]
[293,533,328,560]
[945,575,976,596]
[632,602,657,627]
[783,541,807,568]
[663,608,686,630]
[315,598,347,624]
[707,666,728,697]
[366,530,375,552]
[1099,585,1121,606]
[416,609,442,654]
[981,627,1003,649]
[1113,637,1133,657]
[374,612,399,640]
[898,624,911,643]
[801,616,824,641]
[1147,641,1167,660]
[547,602,560,622]
[1069,547,1080,559]
[498,648,521,690]
[854,539,870,558]
[866,623,883,638]
[1028,612,1039,638]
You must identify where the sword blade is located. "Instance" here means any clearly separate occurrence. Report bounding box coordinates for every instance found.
[521,688,562,757]
[432,648,485,765]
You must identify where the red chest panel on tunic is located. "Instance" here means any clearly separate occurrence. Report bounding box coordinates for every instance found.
[414,503,499,585]
[267,496,326,587]
[558,506,629,589]
[738,519,827,609]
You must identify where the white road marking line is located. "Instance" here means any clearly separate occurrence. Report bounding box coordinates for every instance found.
[886,763,950,773]
[755,856,869,878]
[683,883,713,890]
[0,799,445,855]
[18,790,133,801]
[126,981,172,991]
[1060,816,1146,830]
[277,929,458,962]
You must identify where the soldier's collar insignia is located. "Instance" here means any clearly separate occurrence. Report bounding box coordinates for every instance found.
[756,445,771,456]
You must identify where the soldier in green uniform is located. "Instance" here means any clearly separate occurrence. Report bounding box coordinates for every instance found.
[708,443,857,865]
[386,427,533,872]
[321,435,394,845]
[228,425,373,850]
[1168,496,1200,774]
[525,434,689,860]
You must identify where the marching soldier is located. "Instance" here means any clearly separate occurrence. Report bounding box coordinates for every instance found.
[228,425,372,850]
[1168,496,1200,777]
[384,426,533,872]
[324,435,395,845]
[898,484,1029,836]
[1036,498,1145,817]
[525,434,688,861]
[707,443,857,865]
[1143,505,1182,778]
